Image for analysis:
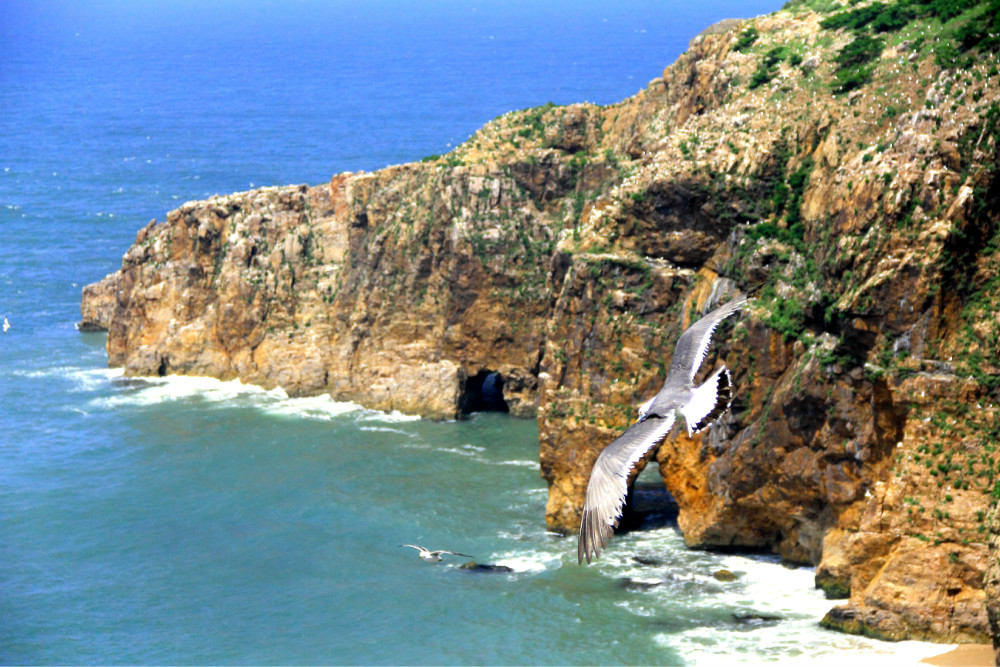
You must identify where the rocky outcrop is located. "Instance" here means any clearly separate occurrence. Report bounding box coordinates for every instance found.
[82,1,1000,645]
[986,500,1000,663]
[78,272,118,331]
[85,164,574,419]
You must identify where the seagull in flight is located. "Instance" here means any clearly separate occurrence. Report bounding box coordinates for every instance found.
[578,294,748,564]
[2,316,9,333]
[401,544,474,562]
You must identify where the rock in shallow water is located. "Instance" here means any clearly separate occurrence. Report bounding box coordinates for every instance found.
[458,562,515,574]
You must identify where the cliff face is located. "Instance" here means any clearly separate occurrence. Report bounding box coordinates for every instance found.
[983,499,1000,662]
[89,164,571,419]
[83,1,1000,645]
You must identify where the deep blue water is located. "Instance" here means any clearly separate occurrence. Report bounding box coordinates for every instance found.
[0,1,943,664]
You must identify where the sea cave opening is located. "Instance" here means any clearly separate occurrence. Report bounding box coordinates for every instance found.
[619,456,679,534]
[460,370,509,415]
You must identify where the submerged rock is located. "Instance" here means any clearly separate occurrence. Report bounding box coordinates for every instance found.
[458,562,515,574]
[732,612,783,627]
[617,577,666,592]
[631,555,667,567]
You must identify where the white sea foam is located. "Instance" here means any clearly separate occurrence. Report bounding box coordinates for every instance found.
[357,426,413,436]
[490,459,538,468]
[399,442,432,451]
[260,393,362,421]
[437,446,479,457]
[359,409,422,423]
[491,553,556,573]
[601,525,947,666]
[93,375,278,408]
[82,372,418,424]
[13,366,123,392]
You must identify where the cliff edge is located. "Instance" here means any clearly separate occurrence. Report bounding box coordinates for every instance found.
[82,0,1000,647]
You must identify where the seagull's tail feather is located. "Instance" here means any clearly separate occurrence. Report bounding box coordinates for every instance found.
[683,366,734,435]
[578,504,617,564]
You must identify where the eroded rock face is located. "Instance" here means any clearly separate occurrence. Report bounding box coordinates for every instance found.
[78,272,119,331]
[83,7,1000,645]
[88,168,567,420]
[986,501,1000,663]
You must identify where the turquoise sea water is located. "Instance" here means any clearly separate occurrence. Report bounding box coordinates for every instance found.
[1,1,946,664]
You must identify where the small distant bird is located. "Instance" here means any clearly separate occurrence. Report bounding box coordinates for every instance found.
[401,544,474,562]
[578,294,748,564]
[2,316,8,333]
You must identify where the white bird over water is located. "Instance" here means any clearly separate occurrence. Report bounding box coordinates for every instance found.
[401,544,474,562]
[578,294,748,564]
[2,316,9,333]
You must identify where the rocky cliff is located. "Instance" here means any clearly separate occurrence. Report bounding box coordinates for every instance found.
[987,499,1000,662]
[82,0,1000,647]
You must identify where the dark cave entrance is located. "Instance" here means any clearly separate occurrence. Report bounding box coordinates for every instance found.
[619,455,679,534]
[460,370,509,415]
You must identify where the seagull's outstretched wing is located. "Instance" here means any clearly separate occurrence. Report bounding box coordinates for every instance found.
[668,295,747,383]
[401,544,426,553]
[681,365,734,436]
[578,412,677,564]
[436,550,473,558]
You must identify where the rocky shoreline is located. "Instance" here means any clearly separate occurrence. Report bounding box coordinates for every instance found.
[82,1,1000,651]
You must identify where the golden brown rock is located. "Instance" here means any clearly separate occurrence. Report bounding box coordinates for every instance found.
[986,501,1000,664]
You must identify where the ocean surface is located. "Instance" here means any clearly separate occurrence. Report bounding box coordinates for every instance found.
[0,1,946,664]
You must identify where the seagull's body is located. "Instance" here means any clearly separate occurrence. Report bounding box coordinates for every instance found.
[578,294,748,564]
[401,544,473,562]
[2,316,8,333]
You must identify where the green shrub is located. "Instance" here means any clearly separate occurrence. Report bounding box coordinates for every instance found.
[871,4,915,31]
[934,41,962,66]
[766,294,807,341]
[733,26,759,52]
[750,64,778,89]
[829,34,884,93]
[925,0,979,21]
[834,34,885,66]
[832,64,876,93]
[763,46,789,66]
[820,3,888,31]
[956,0,1000,52]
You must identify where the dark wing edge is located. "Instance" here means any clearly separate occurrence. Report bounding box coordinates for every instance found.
[670,295,747,383]
[577,413,677,564]
[683,366,734,434]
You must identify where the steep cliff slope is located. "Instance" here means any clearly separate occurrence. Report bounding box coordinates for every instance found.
[83,0,1000,645]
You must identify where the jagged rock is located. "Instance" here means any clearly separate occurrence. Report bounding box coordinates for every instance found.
[82,4,1000,646]
[78,272,119,331]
